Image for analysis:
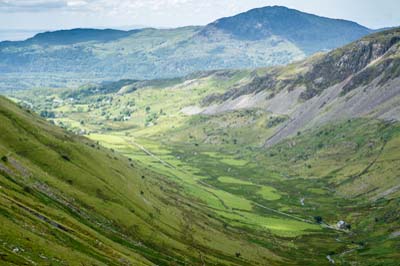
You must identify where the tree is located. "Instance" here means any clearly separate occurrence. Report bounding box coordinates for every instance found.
[1,156,8,162]
[40,110,55,118]
[314,216,323,224]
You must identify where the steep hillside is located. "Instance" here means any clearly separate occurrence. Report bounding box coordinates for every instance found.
[190,27,400,145]
[0,6,375,90]
[0,96,293,265]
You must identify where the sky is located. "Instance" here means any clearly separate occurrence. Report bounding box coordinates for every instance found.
[0,0,399,40]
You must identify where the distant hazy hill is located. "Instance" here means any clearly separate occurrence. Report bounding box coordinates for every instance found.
[202,6,372,54]
[0,6,374,90]
[22,28,139,45]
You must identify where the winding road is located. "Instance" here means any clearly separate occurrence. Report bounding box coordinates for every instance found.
[124,138,346,228]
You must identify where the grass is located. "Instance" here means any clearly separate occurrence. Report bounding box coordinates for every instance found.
[8,64,400,265]
[220,158,249,167]
[218,176,253,185]
[257,186,281,201]
[217,211,320,237]
[1,96,290,265]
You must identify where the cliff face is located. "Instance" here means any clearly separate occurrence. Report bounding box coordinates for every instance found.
[195,28,400,146]
[299,29,400,99]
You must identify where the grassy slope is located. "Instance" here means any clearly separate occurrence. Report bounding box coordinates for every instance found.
[1,96,297,266]
[14,70,400,265]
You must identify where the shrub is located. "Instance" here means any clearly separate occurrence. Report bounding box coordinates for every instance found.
[23,186,32,194]
[1,156,8,163]
[314,216,323,224]
[40,110,56,118]
[267,116,287,128]
[61,155,71,161]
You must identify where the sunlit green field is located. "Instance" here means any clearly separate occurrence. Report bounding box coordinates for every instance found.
[10,71,400,265]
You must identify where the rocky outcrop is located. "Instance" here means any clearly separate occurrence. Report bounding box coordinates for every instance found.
[197,28,400,147]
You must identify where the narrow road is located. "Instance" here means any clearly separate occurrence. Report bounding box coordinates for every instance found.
[124,138,345,228]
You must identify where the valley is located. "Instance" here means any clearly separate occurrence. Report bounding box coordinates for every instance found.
[0,4,399,266]
[7,27,400,265]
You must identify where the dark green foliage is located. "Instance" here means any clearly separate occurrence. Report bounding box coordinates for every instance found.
[40,110,56,118]
[314,216,323,224]
[23,186,32,194]
[267,116,287,128]
[61,154,71,161]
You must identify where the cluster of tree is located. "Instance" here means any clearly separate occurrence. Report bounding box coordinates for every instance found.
[40,110,56,118]
[267,116,287,128]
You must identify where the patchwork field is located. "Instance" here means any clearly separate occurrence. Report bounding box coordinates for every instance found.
[11,71,400,264]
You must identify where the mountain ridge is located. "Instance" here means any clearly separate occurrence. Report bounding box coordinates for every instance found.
[0,6,378,90]
[184,27,400,146]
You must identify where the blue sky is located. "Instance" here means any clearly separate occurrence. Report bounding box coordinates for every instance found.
[0,0,399,40]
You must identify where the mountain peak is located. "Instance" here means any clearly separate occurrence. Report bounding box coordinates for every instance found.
[204,5,372,54]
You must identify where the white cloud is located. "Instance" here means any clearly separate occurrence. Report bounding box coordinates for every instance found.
[0,0,66,11]
[67,0,88,7]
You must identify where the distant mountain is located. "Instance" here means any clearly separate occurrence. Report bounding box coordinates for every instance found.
[202,6,373,54]
[22,28,139,45]
[0,6,376,90]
